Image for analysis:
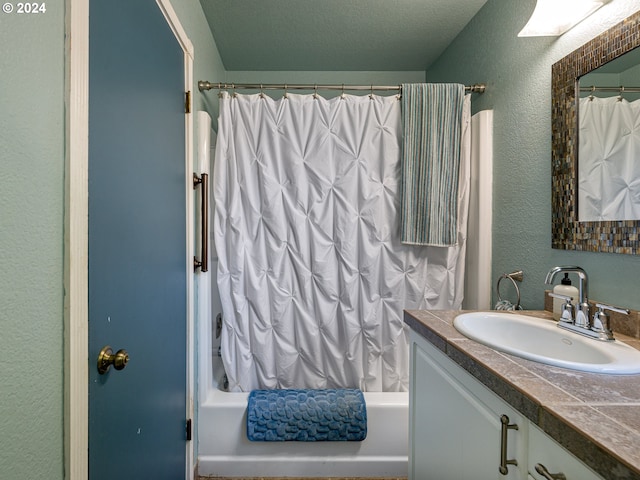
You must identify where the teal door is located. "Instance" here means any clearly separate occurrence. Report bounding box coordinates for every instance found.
[88,0,187,478]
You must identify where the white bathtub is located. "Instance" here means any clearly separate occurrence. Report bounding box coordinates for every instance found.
[197,383,408,478]
[197,259,408,477]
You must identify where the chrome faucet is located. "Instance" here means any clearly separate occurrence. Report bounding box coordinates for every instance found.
[545,265,590,327]
[545,266,629,341]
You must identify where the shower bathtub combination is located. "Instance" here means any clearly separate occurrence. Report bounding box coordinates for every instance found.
[195,100,493,477]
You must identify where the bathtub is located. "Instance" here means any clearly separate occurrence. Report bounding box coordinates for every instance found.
[197,252,409,477]
[197,358,408,478]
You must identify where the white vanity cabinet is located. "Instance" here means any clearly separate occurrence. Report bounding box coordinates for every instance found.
[409,331,605,480]
[409,332,528,479]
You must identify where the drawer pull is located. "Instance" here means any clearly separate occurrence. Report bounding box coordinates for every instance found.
[499,414,519,475]
[535,463,567,480]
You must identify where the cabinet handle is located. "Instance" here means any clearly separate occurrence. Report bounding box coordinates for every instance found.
[499,414,519,475]
[535,463,567,480]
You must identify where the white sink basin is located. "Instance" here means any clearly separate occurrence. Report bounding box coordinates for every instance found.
[453,312,640,374]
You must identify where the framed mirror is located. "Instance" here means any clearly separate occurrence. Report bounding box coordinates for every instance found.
[552,10,640,254]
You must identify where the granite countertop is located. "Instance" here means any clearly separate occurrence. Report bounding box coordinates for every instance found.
[404,309,640,480]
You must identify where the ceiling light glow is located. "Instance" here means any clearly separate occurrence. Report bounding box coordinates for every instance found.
[518,0,610,37]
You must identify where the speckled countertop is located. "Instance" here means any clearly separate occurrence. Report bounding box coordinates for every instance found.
[404,309,640,480]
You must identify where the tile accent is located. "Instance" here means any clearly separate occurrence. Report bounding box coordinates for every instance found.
[538,406,635,479]
[551,11,640,254]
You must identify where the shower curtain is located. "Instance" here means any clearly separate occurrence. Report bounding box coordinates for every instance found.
[579,96,640,221]
[214,91,471,392]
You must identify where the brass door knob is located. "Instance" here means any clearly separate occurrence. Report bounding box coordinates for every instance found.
[97,345,130,375]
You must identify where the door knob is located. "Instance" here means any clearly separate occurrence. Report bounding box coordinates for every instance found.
[97,345,129,374]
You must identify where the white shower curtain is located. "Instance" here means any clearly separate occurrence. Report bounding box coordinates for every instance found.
[579,96,640,221]
[214,91,471,392]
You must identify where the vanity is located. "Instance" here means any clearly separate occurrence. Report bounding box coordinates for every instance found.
[405,309,640,480]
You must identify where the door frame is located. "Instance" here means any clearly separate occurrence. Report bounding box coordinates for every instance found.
[64,1,195,478]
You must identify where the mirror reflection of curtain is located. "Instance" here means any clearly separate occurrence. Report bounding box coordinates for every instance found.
[579,96,640,221]
[214,92,471,392]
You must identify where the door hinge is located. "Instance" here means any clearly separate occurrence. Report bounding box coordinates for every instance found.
[186,418,192,441]
[185,90,191,114]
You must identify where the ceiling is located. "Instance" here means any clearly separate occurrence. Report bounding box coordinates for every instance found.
[199,0,489,72]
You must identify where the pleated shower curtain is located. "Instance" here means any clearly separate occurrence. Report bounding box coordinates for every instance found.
[214,91,471,392]
[579,96,640,221]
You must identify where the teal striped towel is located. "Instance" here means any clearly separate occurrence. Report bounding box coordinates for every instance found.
[401,83,465,246]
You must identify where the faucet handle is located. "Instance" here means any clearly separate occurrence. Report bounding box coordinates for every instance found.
[548,292,574,323]
[591,303,630,341]
[548,292,573,301]
[595,303,630,316]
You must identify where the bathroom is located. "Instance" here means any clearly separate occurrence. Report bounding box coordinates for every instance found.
[4,0,640,479]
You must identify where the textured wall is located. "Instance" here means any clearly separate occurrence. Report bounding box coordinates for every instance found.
[0,0,225,477]
[0,3,65,479]
[427,0,640,310]
[226,70,425,82]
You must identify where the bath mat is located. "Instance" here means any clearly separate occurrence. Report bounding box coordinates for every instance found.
[246,389,367,442]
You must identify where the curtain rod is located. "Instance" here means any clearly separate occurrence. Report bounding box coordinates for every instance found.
[198,81,486,94]
[580,85,640,93]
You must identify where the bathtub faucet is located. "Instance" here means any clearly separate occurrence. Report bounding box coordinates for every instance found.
[545,266,589,328]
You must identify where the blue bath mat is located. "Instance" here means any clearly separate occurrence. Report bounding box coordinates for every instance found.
[246,389,367,442]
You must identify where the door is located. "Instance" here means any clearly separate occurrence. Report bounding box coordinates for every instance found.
[88,0,187,478]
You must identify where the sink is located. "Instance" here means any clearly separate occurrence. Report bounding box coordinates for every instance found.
[453,312,640,374]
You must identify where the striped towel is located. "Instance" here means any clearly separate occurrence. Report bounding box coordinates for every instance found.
[401,83,465,246]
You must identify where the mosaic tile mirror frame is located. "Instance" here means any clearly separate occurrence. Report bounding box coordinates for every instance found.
[551,10,640,255]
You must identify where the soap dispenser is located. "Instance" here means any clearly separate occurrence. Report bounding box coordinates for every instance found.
[552,273,578,320]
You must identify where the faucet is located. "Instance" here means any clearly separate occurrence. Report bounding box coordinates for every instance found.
[545,266,630,341]
[545,266,590,327]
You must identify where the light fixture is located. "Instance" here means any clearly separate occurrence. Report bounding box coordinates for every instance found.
[518,0,611,37]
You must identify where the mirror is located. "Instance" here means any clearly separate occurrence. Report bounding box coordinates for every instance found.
[552,10,640,254]
[578,46,640,221]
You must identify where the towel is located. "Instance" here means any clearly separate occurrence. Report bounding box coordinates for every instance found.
[401,83,465,246]
[246,388,367,442]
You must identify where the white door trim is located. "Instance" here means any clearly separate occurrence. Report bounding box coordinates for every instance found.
[64,1,195,478]
[64,0,89,477]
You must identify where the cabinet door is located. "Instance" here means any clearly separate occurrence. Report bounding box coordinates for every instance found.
[410,335,527,480]
[529,424,604,480]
